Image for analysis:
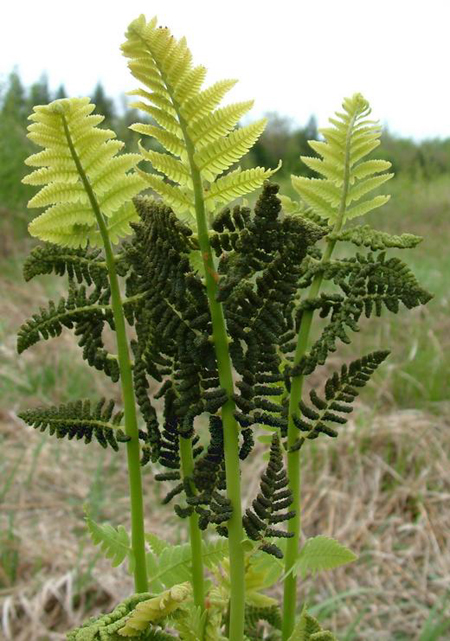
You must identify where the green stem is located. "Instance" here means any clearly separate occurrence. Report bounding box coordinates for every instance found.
[168,92,245,641]
[281,110,357,639]
[190,163,245,641]
[179,437,205,610]
[62,116,148,593]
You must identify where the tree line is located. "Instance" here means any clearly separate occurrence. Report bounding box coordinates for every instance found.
[1,70,449,232]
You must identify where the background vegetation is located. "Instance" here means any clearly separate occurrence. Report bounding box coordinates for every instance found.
[1,71,449,640]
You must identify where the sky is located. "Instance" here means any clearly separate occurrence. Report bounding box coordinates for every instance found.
[1,0,449,140]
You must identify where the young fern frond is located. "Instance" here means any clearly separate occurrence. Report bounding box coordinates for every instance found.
[292,93,393,224]
[18,399,128,451]
[23,97,145,247]
[122,15,275,216]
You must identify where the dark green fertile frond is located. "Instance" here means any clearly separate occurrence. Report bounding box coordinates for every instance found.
[328,224,423,250]
[17,280,120,380]
[291,351,389,451]
[17,281,112,353]
[122,15,276,218]
[292,93,393,225]
[23,243,110,286]
[23,97,145,247]
[18,399,128,451]
[297,252,432,374]
[243,434,295,558]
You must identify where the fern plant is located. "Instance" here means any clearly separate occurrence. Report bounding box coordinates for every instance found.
[16,13,432,641]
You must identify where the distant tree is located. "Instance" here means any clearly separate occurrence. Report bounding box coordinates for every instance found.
[54,84,67,100]
[1,70,27,123]
[27,74,51,111]
[91,81,116,125]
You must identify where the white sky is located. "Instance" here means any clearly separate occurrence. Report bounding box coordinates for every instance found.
[1,0,449,140]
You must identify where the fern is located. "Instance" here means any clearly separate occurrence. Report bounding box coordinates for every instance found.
[23,97,145,247]
[86,514,135,571]
[146,539,229,592]
[122,15,277,217]
[18,399,128,450]
[291,351,389,449]
[288,607,336,641]
[118,583,191,636]
[328,224,422,250]
[291,93,393,224]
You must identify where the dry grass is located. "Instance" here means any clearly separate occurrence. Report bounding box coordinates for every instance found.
[1,406,449,640]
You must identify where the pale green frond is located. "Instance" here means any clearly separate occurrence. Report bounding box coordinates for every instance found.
[291,177,337,221]
[24,97,145,247]
[86,514,134,571]
[347,172,393,205]
[123,15,270,222]
[89,202,140,246]
[352,159,392,180]
[129,124,185,157]
[288,606,337,641]
[299,157,343,185]
[189,100,254,147]
[138,144,191,186]
[136,168,194,215]
[22,166,79,186]
[292,93,392,226]
[118,583,191,636]
[204,164,279,209]
[194,119,266,181]
[92,154,143,195]
[292,536,357,579]
[174,65,207,103]
[346,194,390,220]
[181,79,238,122]
[129,101,181,136]
[99,174,146,217]
[28,182,88,209]
[29,204,97,247]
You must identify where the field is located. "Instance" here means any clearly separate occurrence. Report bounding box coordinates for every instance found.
[0,175,449,640]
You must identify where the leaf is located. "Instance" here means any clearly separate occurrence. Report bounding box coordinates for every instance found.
[118,583,191,636]
[86,514,135,573]
[292,536,357,579]
[146,539,229,592]
[288,606,337,641]
[145,531,171,556]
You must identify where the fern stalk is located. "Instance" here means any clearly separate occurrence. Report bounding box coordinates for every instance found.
[281,108,356,640]
[127,24,247,638]
[182,118,246,641]
[179,437,205,610]
[61,115,148,593]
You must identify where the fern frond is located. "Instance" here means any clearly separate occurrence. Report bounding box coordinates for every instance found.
[204,165,279,210]
[288,606,336,641]
[86,514,134,569]
[122,16,271,217]
[23,243,109,286]
[328,224,423,250]
[291,351,388,448]
[146,538,228,593]
[18,399,128,450]
[17,281,112,353]
[243,434,295,558]
[291,93,393,225]
[23,97,145,247]
[118,583,191,636]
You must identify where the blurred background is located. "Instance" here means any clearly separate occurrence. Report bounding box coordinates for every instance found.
[1,1,449,639]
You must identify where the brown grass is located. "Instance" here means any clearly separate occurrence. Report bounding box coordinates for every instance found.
[1,405,449,640]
